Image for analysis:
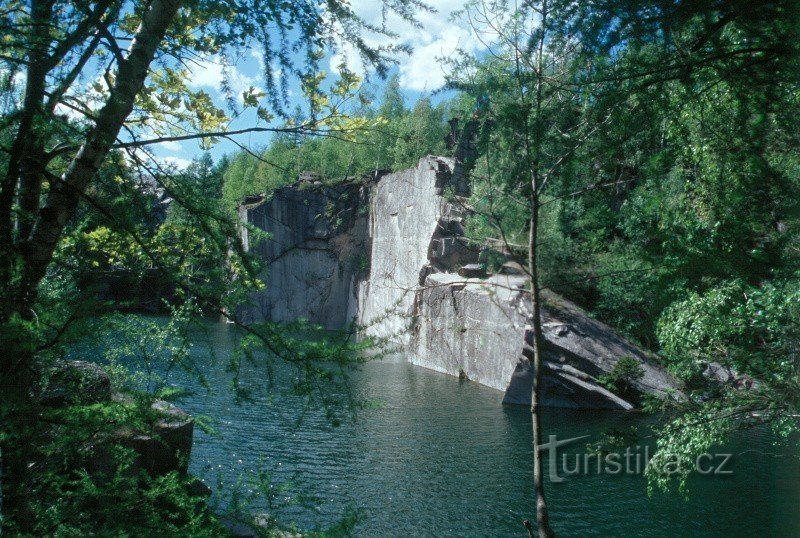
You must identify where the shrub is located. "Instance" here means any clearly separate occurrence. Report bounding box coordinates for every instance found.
[599,356,645,400]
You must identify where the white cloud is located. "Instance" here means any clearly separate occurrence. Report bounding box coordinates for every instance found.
[187,55,262,104]
[158,156,193,170]
[157,140,183,152]
[54,102,90,123]
[121,149,192,171]
[329,0,488,91]
[397,24,473,91]
[249,48,266,72]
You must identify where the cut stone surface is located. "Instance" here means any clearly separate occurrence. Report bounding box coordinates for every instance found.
[410,272,681,408]
[458,264,487,278]
[239,156,684,409]
[237,181,370,329]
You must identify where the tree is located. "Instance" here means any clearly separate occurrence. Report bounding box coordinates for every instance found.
[0,0,432,530]
[391,96,447,170]
[452,1,592,535]
[454,0,800,510]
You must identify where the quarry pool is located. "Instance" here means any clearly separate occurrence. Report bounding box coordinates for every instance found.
[167,321,799,537]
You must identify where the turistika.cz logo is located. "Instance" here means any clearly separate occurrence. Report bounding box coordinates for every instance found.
[537,435,733,483]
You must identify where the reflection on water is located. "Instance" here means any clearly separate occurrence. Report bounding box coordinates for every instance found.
[167,321,799,537]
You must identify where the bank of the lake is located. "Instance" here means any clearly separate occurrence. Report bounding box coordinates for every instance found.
[162,321,799,537]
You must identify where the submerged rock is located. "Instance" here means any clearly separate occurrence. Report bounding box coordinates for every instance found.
[142,400,194,476]
[187,477,212,497]
[41,361,197,481]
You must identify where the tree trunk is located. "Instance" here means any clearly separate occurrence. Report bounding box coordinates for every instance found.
[1,0,183,531]
[0,0,54,315]
[528,192,555,538]
[527,1,554,535]
[19,0,182,313]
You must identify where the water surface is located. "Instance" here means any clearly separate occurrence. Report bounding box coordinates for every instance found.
[167,322,799,537]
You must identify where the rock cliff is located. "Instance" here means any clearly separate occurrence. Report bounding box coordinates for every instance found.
[412,273,679,409]
[357,157,464,342]
[237,177,370,330]
[238,157,683,408]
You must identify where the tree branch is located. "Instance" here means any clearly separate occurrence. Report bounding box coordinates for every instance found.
[19,0,184,311]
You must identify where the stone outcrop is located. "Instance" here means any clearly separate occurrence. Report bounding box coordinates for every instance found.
[411,273,680,409]
[357,157,474,342]
[238,157,683,409]
[40,360,112,406]
[106,399,195,477]
[237,177,371,330]
[701,361,758,391]
[41,361,196,479]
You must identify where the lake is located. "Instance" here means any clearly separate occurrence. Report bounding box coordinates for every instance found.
[162,321,799,537]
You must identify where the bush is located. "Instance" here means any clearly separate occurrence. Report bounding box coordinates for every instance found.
[598,356,645,400]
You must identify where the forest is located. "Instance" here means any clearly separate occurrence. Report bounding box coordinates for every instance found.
[1,0,798,536]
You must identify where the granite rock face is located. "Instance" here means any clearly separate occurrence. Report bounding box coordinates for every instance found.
[357,157,465,342]
[410,273,680,408]
[238,157,683,408]
[237,180,370,330]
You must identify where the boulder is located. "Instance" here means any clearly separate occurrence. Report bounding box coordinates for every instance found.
[220,514,302,538]
[187,477,212,497]
[91,399,194,478]
[41,360,111,407]
[701,361,759,390]
[702,361,736,384]
[123,400,194,477]
[502,356,634,410]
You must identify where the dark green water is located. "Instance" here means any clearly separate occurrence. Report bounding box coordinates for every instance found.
[167,322,799,537]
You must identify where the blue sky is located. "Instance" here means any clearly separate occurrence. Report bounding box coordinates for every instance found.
[152,0,485,168]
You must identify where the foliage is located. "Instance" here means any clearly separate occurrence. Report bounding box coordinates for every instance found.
[598,356,645,399]
[1,0,799,530]
[585,428,640,457]
[450,0,800,497]
[25,438,224,536]
[656,276,800,408]
[220,75,449,212]
[1,0,436,534]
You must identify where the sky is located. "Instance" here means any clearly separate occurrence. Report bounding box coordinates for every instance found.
[153,0,487,169]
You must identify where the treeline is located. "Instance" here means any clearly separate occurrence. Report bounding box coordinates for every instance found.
[220,76,453,211]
